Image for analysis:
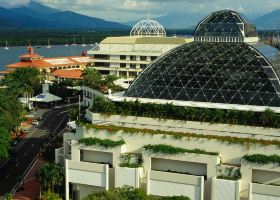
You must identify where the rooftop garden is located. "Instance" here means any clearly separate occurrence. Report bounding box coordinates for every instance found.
[217,167,241,181]
[78,137,125,148]
[119,153,143,168]
[76,119,280,148]
[90,97,280,128]
[243,154,280,165]
[143,144,219,156]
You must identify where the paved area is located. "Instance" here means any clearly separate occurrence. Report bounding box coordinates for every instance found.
[13,158,45,200]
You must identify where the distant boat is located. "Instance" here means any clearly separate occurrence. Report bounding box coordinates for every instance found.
[81,37,87,47]
[71,37,77,46]
[47,39,51,48]
[4,40,9,50]
[65,44,69,47]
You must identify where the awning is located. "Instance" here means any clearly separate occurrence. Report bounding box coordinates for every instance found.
[30,93,62,103]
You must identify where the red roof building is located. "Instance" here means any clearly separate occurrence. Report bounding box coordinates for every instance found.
[52,69,83,80]
[0,46,93,80]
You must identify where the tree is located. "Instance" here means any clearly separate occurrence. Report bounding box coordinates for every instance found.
[41,191,62,200]
[83,186,190,200]
[0,127,10,160]
[3,67,41,96]
[36,163,64,193]
[82,68,102,90]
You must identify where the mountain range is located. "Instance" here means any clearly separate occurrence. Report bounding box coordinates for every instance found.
[126,10,280,30]
[0,1,279,30]
[0,1,129,30]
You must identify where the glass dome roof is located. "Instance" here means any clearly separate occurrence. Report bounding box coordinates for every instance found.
[125,42,280,106]
[194,10,258,38]
[130,19,166,37]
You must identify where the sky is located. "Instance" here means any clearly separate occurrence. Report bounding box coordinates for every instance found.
[0,0,280,22]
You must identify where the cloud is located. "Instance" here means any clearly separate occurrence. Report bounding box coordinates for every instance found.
[0,0,279,22]
[0,0,30,8]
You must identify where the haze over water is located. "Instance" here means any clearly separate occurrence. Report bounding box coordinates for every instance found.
[0,45,92,71]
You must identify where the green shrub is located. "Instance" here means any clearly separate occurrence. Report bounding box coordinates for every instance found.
[143,144,219,156]
[90,98,280,128]
[243,154,280,165]
[78,137,125,148]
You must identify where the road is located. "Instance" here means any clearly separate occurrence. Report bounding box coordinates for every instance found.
[0,106,69,195]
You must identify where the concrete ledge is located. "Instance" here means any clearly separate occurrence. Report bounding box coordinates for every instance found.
[252,183,280,197]
[149,170,201,185]
[68,160,106,173]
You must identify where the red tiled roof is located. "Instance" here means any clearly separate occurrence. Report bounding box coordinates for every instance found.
[6,56,94,69]
[52,69,83,79]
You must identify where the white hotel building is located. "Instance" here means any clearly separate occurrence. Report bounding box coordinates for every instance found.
[88,19,193,77]
[56,10,280,200]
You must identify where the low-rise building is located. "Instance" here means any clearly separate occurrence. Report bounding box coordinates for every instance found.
[0,46,94,80]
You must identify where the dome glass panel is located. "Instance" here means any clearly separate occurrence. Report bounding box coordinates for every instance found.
[124,42,280,106]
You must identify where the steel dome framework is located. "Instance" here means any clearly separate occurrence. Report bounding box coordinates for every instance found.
[130,19,166,37]
[125,42,280,106]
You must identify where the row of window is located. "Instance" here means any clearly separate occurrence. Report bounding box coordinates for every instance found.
[194,37,244,42]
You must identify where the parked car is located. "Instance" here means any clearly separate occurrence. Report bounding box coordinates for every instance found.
[37,116,43,121]
[32,119,39,125]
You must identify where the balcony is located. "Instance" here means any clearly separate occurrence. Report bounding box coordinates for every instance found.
[66,160,109,189]
[147,170,204,200]
[250,182,280,200]
[211,177,241,200]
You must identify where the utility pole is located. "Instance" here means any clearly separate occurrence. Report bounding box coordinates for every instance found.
[78,95,81,120]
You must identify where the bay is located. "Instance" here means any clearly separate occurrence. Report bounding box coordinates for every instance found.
[0,45,93,71]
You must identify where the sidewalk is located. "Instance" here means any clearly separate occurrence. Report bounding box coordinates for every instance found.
[13,158,45,200]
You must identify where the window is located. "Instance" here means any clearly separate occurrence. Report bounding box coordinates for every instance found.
[120,63,126,68]
[120,55,126,60]
[140,56,147,61]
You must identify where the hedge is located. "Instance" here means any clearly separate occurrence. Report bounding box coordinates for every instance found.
[143,144,219,156]
[78,137,125,148]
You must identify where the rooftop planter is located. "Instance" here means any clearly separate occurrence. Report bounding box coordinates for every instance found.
[243,154,280,166]
[78,137,125,148]
[76,119,280,148]
[143,144,219,156]
[119,153,143,168]
[90,96,280,128]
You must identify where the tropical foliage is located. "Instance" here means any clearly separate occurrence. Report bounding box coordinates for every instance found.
[119,153,143,168]
[243,154,280,165]
[78,137,125,148]
[36,163,64,192]
[217,167,241,181]
[77,119,280,148]
[3,67,41,96]
[90,97,280,128]
[82,69,124,93]
[143,144,219,156]
[0,90,25,160]
[41,191,62,200]
[83,186,190,200]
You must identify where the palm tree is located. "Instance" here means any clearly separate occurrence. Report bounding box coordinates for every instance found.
[36,163,64,193]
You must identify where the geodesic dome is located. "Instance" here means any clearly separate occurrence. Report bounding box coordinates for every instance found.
[130,19,166,37]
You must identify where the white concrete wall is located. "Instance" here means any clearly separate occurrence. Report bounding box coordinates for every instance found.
[151,158,207,176]
[83,150,113,165]
[211,178,240,200]
[250,183,280,200]
[148,170,204,200]
[115,167,143,188]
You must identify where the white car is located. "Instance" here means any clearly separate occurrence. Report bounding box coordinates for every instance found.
[32,120,39,125]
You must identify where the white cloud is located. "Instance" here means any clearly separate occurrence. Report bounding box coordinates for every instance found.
[0,0,279,21]
[0,0,30,8]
